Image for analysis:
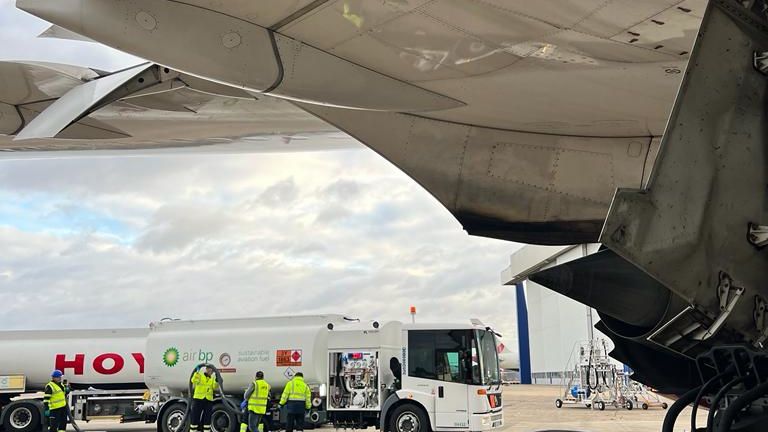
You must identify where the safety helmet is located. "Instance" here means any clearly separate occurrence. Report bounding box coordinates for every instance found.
[51,370,63,378]
[256,371,264,379]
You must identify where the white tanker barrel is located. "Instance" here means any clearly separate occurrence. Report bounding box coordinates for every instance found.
[145,315,351,393]
[0,328,148,389]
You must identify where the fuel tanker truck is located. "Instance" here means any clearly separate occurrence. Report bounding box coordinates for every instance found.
[0,315,503,432]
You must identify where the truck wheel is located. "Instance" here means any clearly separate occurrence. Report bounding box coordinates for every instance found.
[211,403,237,432]
[596,401,605,411]
[555,399,563,408]
[2,402,41,432]
[389,404,430,432]
[626,400,633,410]
[160,402,187,432]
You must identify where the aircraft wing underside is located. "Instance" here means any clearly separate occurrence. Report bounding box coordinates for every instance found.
[2,0,709,244]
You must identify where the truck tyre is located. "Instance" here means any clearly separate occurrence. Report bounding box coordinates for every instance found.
[555,399,563,408]
[2,402,41,432]
[389,403,429,432]
[210,403,237,432]
[160,402,187,432]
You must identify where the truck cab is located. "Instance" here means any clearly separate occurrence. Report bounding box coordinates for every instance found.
[324,320,504,432]
[394,323,504,432]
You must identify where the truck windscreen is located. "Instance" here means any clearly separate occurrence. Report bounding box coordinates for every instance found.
[407,329,481,385]
[477,330,500,386]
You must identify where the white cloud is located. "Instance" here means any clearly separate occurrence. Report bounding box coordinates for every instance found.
[0,1,522,349]
[0,0,139,70]
[0,149,521,346]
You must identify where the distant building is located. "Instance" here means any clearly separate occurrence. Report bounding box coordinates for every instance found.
[501,244,617,385]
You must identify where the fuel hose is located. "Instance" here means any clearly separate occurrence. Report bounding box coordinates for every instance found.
[65,399,83,432]
[179,363,242,432]
[41,385,82,432]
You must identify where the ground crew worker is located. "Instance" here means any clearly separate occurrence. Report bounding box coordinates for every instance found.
[279,372,311,432]
[44,370,69,432]
[240,371,271,432]
[190,365,219,432]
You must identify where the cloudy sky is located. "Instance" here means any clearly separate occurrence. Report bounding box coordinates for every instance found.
[0,1,520,347]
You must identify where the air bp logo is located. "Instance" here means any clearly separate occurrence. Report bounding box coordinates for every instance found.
[163,347,180,367]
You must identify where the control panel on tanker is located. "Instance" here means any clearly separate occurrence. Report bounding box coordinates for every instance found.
[328,351,379,410]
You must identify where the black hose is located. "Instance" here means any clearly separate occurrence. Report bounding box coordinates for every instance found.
[64,399,82,432]
[180,363,242,432]
[43,383,81,432]
[715,380,768,432]
[691,369,735,432]
[586,346,596,391]
[706,376,744,432]
[662,386,702,432]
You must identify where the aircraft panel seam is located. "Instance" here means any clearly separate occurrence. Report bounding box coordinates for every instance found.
[485,175,612,207]
[452,125,473,210]
[543,149,561,219]
[640,136,654,188]
[294,0,438,53]
[486,142,614,206]
[468,0,566,29]
[263,31,285,94]
[269,0,334,31]
[408,113,661,140]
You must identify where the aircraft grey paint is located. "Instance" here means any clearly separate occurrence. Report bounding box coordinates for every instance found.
[9,1,768,419]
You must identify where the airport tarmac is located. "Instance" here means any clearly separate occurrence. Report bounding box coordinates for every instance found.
[63,385,705,432]
[501,384,705,432]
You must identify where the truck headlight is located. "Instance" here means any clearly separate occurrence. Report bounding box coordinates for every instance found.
[481,417,490,426]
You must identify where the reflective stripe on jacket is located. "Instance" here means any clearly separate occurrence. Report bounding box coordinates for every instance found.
[248,379,271,414]
[191,372,219,401]
[279,376,311,409]
[45,381,66,410]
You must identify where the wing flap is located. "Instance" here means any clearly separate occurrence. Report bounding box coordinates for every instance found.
[14,63,155,140]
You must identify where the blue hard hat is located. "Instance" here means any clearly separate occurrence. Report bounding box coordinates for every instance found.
[51,370,63,378]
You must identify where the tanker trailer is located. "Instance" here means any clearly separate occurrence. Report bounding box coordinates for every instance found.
[144,315,353,432]
[0,328,147,432]
[1,315,505,432]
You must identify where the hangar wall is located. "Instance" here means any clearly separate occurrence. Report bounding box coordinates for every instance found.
[502,244,612,385]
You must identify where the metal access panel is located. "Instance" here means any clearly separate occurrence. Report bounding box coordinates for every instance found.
[327,351,381,411]
[0,375,26,393]
[601,1,768,354]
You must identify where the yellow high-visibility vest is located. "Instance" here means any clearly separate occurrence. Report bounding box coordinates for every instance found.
[191,372,218,401]
[279,376,311,409]
[45,382,66,410]
[248,379,271,414]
